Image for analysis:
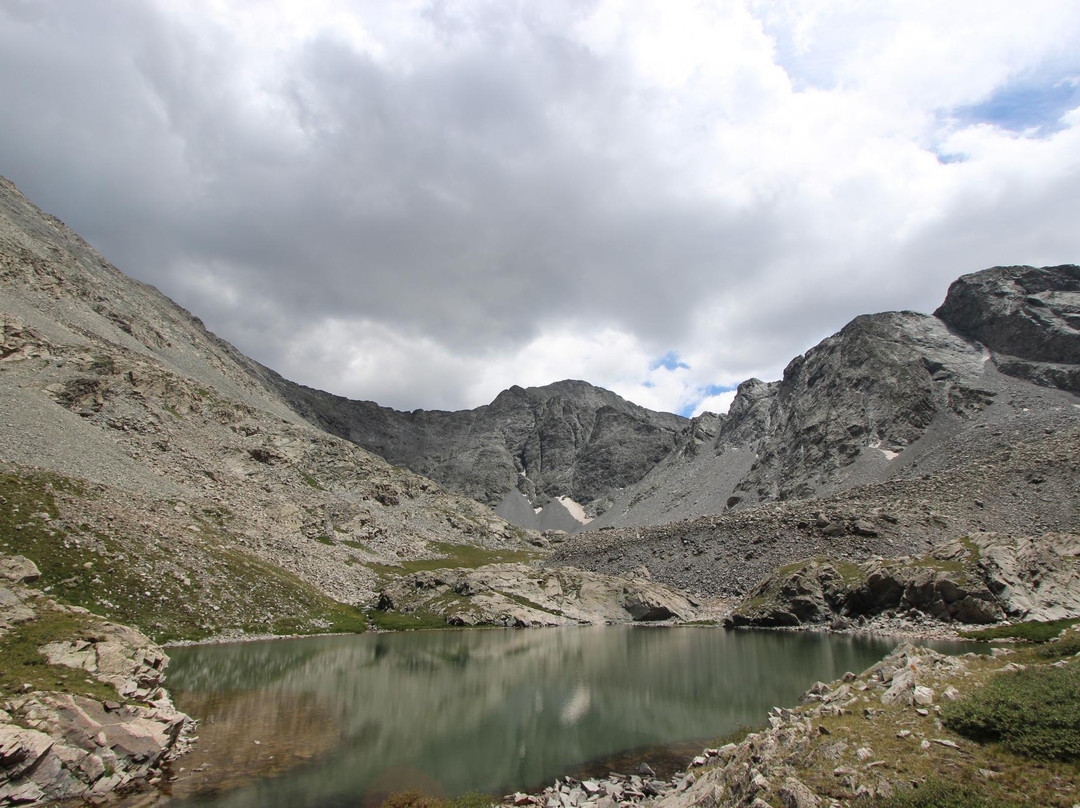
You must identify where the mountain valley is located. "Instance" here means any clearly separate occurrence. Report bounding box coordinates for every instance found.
[1,173,1079,806]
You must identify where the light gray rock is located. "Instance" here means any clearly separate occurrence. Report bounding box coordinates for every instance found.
[0,555,40,583]
[778,776,820,808]
[376,563,698,627]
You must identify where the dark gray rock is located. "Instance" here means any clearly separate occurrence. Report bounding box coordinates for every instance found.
[274,378,687,525]
[935,265,1080,392]
[725,532,1080,627]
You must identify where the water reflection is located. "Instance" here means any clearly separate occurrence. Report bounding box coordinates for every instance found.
[161,628,971,807]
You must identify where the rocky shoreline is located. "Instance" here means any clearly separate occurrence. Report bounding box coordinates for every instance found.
[0,558,193,806]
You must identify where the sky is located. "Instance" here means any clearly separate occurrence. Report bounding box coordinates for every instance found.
[2,1,1079,417]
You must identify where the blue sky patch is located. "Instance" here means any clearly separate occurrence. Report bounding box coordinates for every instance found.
[935,151,968,165]
[651,351,690,372]
[952,70,1080,137]
[702,384,736,397]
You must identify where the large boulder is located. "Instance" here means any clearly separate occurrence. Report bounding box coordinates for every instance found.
[375,563,698,627]
[936,264,1080,393]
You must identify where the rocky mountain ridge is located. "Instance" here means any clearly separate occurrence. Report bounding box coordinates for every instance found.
[272,375,688,529]
[549,417,1080,598]
[278,265,1080,539]
[588,265,1080,530]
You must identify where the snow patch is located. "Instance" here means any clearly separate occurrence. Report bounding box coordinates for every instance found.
[869,440,899,461]
[557,496,593,524]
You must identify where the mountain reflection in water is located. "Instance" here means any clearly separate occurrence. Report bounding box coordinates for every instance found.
[156,627,968,807]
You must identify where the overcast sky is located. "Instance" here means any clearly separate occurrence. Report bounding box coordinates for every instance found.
[2,1,1079,416]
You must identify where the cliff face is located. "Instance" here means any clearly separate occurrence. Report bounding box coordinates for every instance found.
[935,264,1080,392]
[272,375,687,525]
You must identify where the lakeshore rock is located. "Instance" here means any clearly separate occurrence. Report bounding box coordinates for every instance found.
[727,532,1080,628]
[376,563,698,627]
[515,640,1047,808]
[0,571,192,806]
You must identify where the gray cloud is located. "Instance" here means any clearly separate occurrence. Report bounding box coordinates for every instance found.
[1,1,1079,412]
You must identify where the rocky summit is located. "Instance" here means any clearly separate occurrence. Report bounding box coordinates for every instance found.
[586,265,1080,529]
[272,376,688,530]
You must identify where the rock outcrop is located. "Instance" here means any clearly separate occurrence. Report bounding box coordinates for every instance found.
[510,642,1041,808]
[727,532,1080,628]
[935,264,1080,393]
[375,562,699,627]
[0,556,192,805]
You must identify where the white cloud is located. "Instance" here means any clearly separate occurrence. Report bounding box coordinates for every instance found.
[693,390,738,417]
[1,0,1079,416]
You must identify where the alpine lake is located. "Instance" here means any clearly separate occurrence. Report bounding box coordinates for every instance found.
[155,627,979,808]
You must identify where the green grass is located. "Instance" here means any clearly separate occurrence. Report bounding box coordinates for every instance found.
[340,539,375,552]
[709,723,761,749]
[941,660,1080,761]
[1037,636,1080,659]
[960,618,1080,643]
[1,468,368,642]
[858,778,1020,808]
[0,609,121,701]
[365,608,451,631]
[299,471,325,491]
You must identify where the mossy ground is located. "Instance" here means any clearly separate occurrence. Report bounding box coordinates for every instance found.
[1,468,367,642]
[959,617,1080,643]
[0,607,120,701]
[381,790,497,808]
[365,541,543,578]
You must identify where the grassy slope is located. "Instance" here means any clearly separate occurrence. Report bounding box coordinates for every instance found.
[1,467,367,643]
[791,629,1080,807]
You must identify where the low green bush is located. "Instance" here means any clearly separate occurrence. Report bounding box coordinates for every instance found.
[959,617,1079,643]
[365,608,450,631]
[381,790,494,808]
[941,661,1080,761]
[1036,636,1080,660]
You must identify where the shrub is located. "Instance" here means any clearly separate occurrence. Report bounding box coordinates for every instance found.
[380,791,494,808]
[959,617,1079,643]
[941,661,1080,761]
[381,791,444,808]
[1036,635,1080,660]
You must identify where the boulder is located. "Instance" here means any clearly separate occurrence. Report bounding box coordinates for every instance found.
[376,563,697,627]
[0,555,40,584]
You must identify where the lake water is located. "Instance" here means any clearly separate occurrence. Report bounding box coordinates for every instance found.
[160,627,972,807]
